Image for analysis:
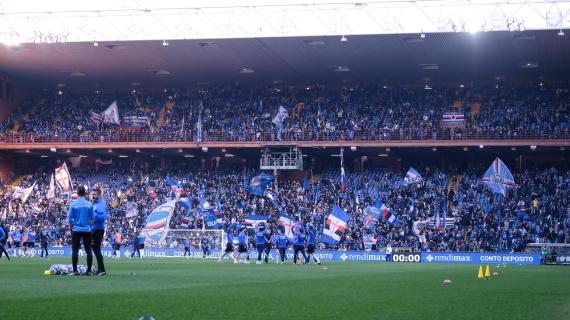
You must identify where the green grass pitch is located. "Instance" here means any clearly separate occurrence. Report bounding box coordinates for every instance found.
[0,257,569,320]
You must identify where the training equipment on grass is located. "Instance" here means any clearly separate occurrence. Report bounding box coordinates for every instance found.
[442,279,452,284]
[485,265,491,279]
[49,264,87,275]
[478,265,484,279]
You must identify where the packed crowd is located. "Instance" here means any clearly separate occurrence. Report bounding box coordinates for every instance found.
[1,84,569,142]
[1,161,568,253]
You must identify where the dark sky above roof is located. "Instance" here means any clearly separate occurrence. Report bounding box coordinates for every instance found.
[0,30,568,90]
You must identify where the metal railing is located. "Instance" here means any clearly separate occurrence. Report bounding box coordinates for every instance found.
[1,128,569,145]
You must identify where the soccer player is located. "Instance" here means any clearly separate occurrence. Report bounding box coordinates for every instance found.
[219,226,236,263]
[237,225,249,264]
[306,224,321,265]
[0,223,10,260]
[276,229,288,264]
[182,237,191,257]
[200,235,210,259]
[255,224,268,264]
[39,226,50,258]
[10,227,22,257]
[67,185,95,275]
[90,188,107,275]
[26,228,36,257]
[112,229,122,259]
[131,231,145,259]
[293,226,308,265]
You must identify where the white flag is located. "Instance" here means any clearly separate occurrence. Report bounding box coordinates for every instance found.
[272,106,289,125]
[55,163,73,193]
[47,174,55,199]
[12,182,36,203]
[102,101,120,124]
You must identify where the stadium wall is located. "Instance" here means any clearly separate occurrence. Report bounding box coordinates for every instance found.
[0,72,33,122]
[0,151,14,182]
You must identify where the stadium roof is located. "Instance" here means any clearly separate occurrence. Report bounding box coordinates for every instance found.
[0,30,569,89]
[1,0,569,44]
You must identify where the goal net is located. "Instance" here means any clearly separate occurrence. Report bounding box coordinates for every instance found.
[141,229,224,258]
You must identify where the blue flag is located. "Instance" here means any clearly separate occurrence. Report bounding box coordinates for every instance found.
[362,206,381,228]
[482,158,515,196]
[248,173,274,196]
[265,191,280,207]
[403,167,423,186]
[322,206,351,245]
[203,208,223,229]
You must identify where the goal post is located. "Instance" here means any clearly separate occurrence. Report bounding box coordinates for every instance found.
[141,229,224,258]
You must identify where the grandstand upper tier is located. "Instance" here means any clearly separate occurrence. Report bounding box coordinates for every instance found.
[0,84,568,148]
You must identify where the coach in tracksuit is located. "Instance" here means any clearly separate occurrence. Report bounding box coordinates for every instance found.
[67,186,95,275]
[40,227,50,258]
[90,188,107,275]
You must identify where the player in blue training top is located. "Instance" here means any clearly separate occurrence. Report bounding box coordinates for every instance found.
[67,185,95,275]
[255,224,269,264]
[219,223,237,263]
[10,227,22,257]
[293,225,308,265]
[90,187,107,275]
[275,228,289,264]
[200,235,210,259]
[26,228,36,257]
[306,223,321,265]
[182,237,191,257]
[131,230,145,259]
[237,225,250,264]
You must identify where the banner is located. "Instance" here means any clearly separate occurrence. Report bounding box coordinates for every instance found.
[143,200,176,243]
[23,247,540,265]
[54,162,73,193]
[29,247,388,262]
[421,252,540,265]
[441,112,465,127]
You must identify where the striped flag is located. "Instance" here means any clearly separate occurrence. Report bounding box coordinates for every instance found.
[378,201,398,224]
[90,112,104,123]
[404,167,423,185]
[442,112,465,126]
[244,215,268,228]
[322,206,351,245]
[123,116,149,126]
[143,201,176,242]
[278,214,298,240]
[482,158,516,196]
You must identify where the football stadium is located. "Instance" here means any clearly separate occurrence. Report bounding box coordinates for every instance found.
[0,1,569,319]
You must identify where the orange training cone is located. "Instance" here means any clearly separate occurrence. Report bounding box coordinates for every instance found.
[478,265,484,279]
